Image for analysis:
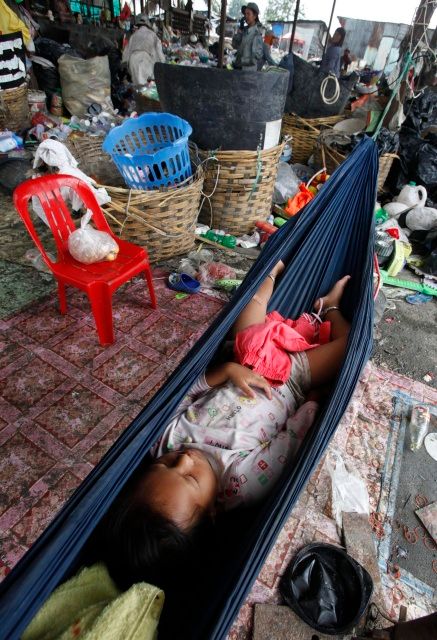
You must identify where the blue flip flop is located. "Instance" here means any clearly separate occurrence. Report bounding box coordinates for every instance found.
[168,272,201,294]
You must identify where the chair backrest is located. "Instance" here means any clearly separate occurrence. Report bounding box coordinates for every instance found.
[13,174,114,266]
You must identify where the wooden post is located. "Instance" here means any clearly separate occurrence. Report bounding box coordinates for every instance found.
[322,0,337,58]
[288,0,301,55]
[207,0,211,37]
[218,0,227,69]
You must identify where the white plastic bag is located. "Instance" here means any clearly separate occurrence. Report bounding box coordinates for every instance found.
[326,452,369,529]
[273,162,300,204]
[58,54,114,118]
[68,211,119,264]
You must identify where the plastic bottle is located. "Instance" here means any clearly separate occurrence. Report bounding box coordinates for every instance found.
[409,404,430,451]
[201,230,237,248]
[395,181,427,208]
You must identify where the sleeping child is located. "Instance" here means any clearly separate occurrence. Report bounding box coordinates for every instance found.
[100,262,351,586]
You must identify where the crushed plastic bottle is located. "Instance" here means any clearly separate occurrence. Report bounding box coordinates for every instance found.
[409,404,430,451]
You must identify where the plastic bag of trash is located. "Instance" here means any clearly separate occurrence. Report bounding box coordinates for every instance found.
[273,162,300,204]
[406,206,437,231]
[326,452,369,529]
[68,211,119,264]
[58,54,114,118]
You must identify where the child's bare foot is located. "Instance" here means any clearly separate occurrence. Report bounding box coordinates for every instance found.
[314,275,351,313]
[270,260,285,279]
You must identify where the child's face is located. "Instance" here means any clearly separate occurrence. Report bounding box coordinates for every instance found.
[135,449,218,530]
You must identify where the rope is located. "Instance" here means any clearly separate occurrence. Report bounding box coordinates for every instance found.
[320,73,341,105]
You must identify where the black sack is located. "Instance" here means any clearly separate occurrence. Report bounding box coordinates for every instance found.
[280,542,373,635]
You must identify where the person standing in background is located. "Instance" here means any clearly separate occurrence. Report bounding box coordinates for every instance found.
[320,27,346,78]
[232,3,264,71]
[122,13,165,84]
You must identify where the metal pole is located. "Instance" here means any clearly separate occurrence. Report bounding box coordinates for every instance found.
[322,0,337,58]
[288,0,301,55]
[218,0,227,68]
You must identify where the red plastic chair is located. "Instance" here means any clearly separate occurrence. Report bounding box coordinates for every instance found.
[14,174,157,346]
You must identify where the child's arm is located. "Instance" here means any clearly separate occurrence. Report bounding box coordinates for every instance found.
[206,362,272,399]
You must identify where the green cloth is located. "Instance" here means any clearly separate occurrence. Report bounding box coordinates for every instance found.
[22,564,164,640]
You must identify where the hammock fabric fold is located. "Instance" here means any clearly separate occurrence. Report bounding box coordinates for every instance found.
[0,137,378,640]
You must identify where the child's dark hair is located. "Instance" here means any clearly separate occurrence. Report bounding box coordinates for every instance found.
[99,483,210,590]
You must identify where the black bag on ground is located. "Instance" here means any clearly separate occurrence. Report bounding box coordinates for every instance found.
[280,542,373,635]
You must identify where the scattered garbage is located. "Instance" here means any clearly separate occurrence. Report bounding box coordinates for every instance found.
[424,433,437,462]
[395,181,427,208]
[326,452,370,530]
[272,162,300,204]
[236,231,260,249]
[200,229,237,248]
[58,54,115,118]
[409,404,430,452]
[168,272,201,294]
[198,261,236,285]
[405,206,437,232]
[67,211,119,264]
[395,545,409,559]
[0,131,23,153]
[405,292,433,305]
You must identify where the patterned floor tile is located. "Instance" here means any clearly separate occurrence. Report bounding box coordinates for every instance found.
[15,304,76,344]
[51,324,107,368]
[85,415,132,466]
[93,346,159,396]
[135,315,194,356]
[169,293,224,324]
[0,338,29,370]
[12,472,80,548]
[0,431,55,517]
[35,385,114,448]
[0,356,67,411]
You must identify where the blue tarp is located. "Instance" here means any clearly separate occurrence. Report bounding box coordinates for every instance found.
[0,137,378,640]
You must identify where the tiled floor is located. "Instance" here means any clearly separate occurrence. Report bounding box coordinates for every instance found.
[0,272,223,579]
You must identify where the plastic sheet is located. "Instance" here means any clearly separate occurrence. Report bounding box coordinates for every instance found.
[280,542,373,634]
[273,162,300,204]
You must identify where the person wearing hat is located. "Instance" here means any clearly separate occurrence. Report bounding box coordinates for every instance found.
[122,13,165,85]
[232,3,264,71]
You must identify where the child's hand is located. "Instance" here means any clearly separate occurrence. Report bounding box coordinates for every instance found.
[226,363,272,400]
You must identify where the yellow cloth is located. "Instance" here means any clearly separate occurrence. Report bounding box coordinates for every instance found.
[0,0,31,46]
[22,564,164,640]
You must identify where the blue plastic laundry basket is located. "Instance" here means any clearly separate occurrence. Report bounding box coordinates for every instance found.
[102,112,192,190]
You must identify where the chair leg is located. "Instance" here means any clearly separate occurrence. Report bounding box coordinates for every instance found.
[58,281,67,314]
[143,267,158,309]
[88,284,114,346]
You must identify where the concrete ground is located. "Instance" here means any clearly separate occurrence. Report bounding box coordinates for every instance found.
[373,287,437,387]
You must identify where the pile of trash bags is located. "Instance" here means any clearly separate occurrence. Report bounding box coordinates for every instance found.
[397,88,437,208]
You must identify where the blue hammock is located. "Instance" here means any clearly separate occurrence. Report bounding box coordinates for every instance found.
[0,138,378,640]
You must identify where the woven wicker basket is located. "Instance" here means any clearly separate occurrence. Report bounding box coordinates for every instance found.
[102,169,204,263]
[0,83,30,131]
[197,143,284,236]
[65,135,125,187]
[315,142,398,191]
[281,113,345,165]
